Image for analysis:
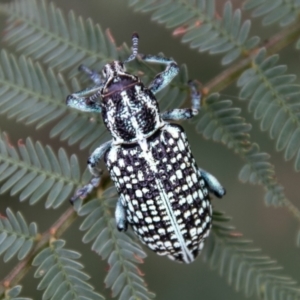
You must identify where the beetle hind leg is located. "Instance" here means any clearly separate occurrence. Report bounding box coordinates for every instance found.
[198,168,226,198]
[115,196,128,231]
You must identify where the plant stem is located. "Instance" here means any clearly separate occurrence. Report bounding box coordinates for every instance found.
[203,21,300,94]
[202,20,300,222]
[1,11,300,299]
[0,207,77,296]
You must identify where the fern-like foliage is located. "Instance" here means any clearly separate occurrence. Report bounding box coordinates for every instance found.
[1,0,117,75]
[1,285,31,300]
[0,0,192,150]
[238,144,285,205]
[243,0,300,51]
[0,0,299,299]
[243,0,300,27]
[77,188,155,300]
[128,0,260,65]
[0,208,37,262]
[32,239,104,300]
[0,133,88,207]
[197,93,286,206]
[204,211,300,299]
[0,50,108,150]
[237,48,300,171]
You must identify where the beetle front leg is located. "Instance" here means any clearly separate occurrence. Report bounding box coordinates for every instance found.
[115,196,128,231]
[78,64,103,85]
[199,168,226,198]
[139,54,179,94]
[70,140,112,204]
[161,80,200,121]
[66,84,103,113]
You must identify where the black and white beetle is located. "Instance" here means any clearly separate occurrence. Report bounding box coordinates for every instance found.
[67,33,225,263]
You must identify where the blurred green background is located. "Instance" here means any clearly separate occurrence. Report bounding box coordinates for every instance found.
[0,1,300,299]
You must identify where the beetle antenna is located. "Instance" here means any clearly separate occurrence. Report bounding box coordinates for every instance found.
[124,32,139,63]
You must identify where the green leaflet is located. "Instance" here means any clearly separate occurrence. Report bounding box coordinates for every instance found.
[32,239,104,300]
[0,50,107,150]
[0,1,299,299]
[2,285,32,300]
[237,48,300,171]
[197,93,286,206]
[0,208,37,262]
[0,134,88,207]
[1,0,117,75]
[244,0,300,27]
[128,0,260,65]
[205,210,300,299]
[0,0,191,150]
[77,187,155,300]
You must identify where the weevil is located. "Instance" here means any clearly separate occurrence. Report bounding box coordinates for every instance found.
[66,33,225,263]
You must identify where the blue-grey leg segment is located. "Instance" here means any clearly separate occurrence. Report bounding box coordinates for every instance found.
[124,33,139,63]
[78,64,102,85]
[115,196,128,231]
[161,80,201,121]
[66,85,103,113]
[199,168,226,198]
[66,65,103,113]
[139,54,179,94]
[70,140,112,203]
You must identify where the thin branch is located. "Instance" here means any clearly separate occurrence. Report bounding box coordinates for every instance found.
[0,207,77,296]
[203,21,300,94]
[1,6,300,299]
[202,20,300,222]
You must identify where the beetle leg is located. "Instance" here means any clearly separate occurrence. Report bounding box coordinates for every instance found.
[161,80,200,120]
[66,65,104,113]
[78,64,103,85]
[198,168,226,198]
[115,196,128,231]
[139,54,179,94]
[70,140,112,204]
[66,85,103,113]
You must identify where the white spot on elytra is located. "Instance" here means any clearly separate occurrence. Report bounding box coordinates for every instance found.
[178,139,185,151]
[158,228,166,235]
[179,198,186,205]
[138,171,144,181]
[198,190,204,200]
[197,227,203,234]
[176,170,183,179]
[113,166,121,176]
[135,190,143,197]
[136,211,143,219]
[153,216,160,222]
[192,173,197,183]
[118,158,125,167]
[164,241,172,248]
[190,228,196,237]
[184,211,191,219]
[199,241,204,250]
[145,217,152,224]
[127,166,133,172]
